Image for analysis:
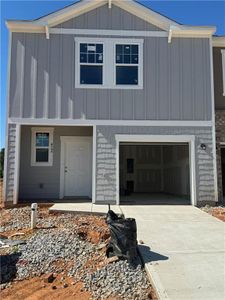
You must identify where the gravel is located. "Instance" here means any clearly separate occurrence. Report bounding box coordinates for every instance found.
[82,260,150,300]
[16,229,96,280]
[0,207,153,299]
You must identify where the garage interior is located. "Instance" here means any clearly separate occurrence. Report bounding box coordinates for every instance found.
[119,143,191,204]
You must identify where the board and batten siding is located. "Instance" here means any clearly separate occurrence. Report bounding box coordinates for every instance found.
[9,33,212,121]
[56,4,161,31]
[8,4,212,121]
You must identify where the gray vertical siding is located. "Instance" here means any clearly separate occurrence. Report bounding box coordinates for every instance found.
[213,47,225,110]
[8,1,213,121]
[56,4,161,31]
[95,125,216,204]
[9,33,212,121]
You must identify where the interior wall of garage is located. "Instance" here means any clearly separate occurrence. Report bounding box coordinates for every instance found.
[119,144,190,197]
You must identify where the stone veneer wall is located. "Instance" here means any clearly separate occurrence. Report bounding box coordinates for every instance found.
[216,110,225,202]
[95,125,216,205]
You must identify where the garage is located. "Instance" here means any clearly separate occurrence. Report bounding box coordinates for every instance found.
[119,142,191,205]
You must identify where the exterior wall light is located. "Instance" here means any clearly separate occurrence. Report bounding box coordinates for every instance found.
[200,143,206,150]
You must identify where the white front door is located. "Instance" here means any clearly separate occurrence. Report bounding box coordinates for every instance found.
[61,137,92,198]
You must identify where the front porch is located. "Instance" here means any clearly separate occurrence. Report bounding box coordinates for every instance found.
[18,125,94,203]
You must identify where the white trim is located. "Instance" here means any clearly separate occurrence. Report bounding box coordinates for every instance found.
[50,28,168,37]
[9,118,213,127]
[75,38,105,89]
[220,142,225,146]
[5,0,216,37]
[59,136,92,199]
[3,31,12,204]
[221,50,225,97]
[45,26,50,39]
[13,124,21,205]
[75,37,144,90]
[31,127,54,167]
[113,41,143,89]
[92,125,97,203]
[209,37,218,202]
[168,28,173,43]
[115,134,197,206]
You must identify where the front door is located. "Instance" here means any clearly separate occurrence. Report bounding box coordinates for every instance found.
[61,137,92,198]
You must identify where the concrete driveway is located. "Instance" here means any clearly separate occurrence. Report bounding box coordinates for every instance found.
[121,205,225,300]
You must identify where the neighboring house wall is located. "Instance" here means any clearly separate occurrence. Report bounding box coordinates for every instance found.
[213,47,225,202]
[9,6,212,121]
[19,126,92,199]
[95,125,215,205]
[214,47,225,110]
[216,111,225,201]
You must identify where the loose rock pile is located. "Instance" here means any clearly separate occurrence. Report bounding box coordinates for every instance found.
[83,260,150,300]
[0,207,153,299]
[15,229,96,280]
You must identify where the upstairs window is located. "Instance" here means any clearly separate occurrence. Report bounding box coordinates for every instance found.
[75,38,143,89]
[31,128,54,166]
[115,44,139,85]
[221,50,225,96]
[79,43,103,85]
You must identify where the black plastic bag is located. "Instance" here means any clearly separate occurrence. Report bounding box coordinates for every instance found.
[106,210,138,263]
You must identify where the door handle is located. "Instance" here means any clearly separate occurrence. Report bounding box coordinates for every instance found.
[65,166,68,173]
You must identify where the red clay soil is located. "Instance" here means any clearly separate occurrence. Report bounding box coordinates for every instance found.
[211,207,225,222]
[1,275,92,300]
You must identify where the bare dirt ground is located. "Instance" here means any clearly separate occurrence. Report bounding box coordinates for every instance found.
[201,205,225,222]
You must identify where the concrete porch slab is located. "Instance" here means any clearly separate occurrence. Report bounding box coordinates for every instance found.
[49,203,123,215]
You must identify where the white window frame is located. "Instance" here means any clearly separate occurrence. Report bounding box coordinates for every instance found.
[221,50,225,96]
[75,37,144,90]
[31,127,54,167]
[114,41,143,89]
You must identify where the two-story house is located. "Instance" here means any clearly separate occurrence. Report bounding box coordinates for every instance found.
[3,0,218,207]
[213,36,225,202]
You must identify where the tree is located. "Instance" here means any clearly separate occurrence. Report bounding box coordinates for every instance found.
[0,148,5,178]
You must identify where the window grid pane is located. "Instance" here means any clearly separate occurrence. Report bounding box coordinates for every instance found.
[80,43,103,64]
[116,44,139,65]
[36,133,49,147]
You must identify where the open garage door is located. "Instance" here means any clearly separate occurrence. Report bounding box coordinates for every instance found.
[119,143,191,205]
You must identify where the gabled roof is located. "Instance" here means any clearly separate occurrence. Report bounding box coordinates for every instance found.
[6,0,216,37]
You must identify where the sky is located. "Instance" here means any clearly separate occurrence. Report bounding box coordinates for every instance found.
[1,0,225,149]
